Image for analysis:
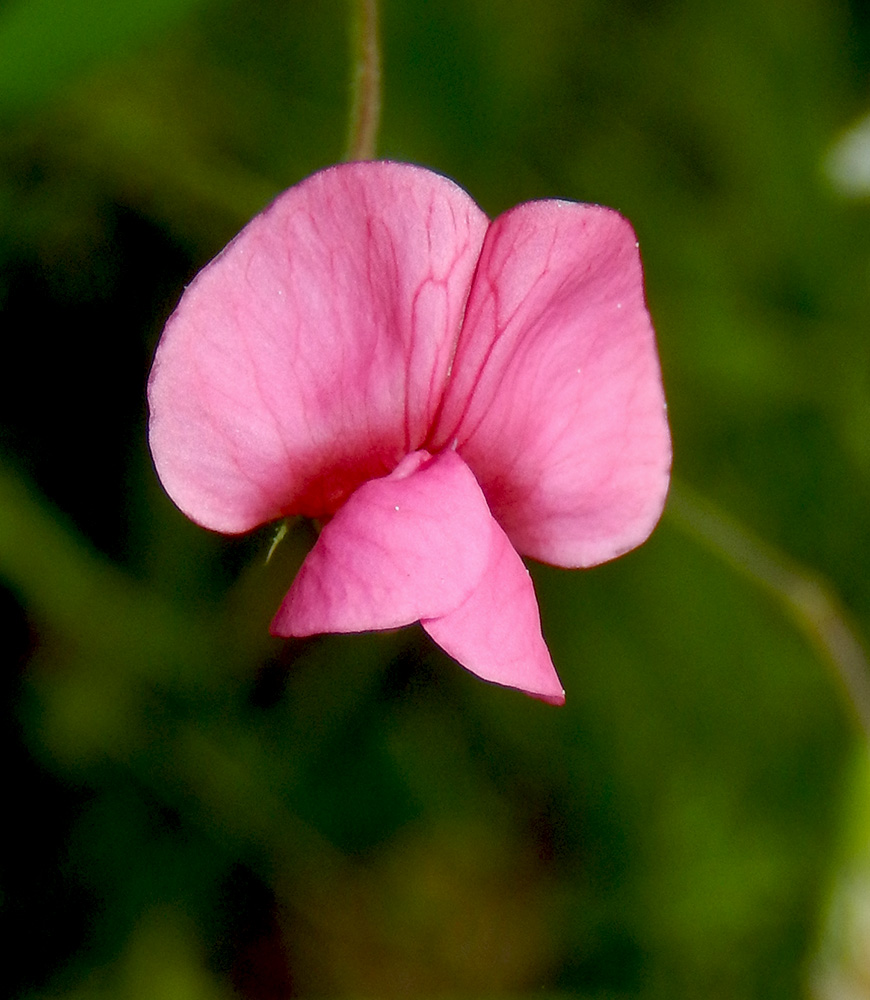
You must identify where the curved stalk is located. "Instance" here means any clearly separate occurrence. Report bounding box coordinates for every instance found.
[344,0,381,161]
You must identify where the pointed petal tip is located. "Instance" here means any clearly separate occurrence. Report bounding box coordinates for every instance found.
[537,687,566,707]
[463,663,565,704]
[268,613,299,639]
[513,673,565,705]
[422,514,567,705]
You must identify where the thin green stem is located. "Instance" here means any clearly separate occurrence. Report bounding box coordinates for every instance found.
[344,0,381,161]
[667,477,870,741]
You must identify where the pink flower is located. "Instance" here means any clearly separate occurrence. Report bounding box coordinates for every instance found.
[148,162,671,704]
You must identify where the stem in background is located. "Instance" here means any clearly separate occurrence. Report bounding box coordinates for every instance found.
[667,478,870,742]
[344,0,381,161]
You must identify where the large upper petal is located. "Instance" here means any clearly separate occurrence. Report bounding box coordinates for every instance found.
[428,201,671,568]
[148,162,489,532]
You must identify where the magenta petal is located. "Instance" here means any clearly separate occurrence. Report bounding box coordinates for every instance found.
[148,162,489,533]
[422,519,564,705]
[271,451,493,636]
[430,201,671,568]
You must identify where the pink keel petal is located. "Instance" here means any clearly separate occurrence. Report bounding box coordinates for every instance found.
[271,451,492,636]
[148,162,489,533]
[423,519,564,705]
[431,201,671,569]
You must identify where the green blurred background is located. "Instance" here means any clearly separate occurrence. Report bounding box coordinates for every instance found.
[2,0,870,997]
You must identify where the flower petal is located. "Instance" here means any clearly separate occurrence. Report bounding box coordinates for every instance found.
[429,201,671,568]
[148,162,489,532]
[422,520,565,705]
[270,451,492,635]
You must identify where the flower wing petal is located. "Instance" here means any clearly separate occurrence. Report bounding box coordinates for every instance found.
[270,451,492,635]
[148,162,489,532]
[422,520,565,705]
[430,201,671,568]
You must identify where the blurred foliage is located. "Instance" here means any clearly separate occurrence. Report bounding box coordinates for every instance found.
[1,0,870,997]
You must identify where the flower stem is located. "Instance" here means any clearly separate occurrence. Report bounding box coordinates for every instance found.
[344,0,381,161]
[667,477,870,741]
